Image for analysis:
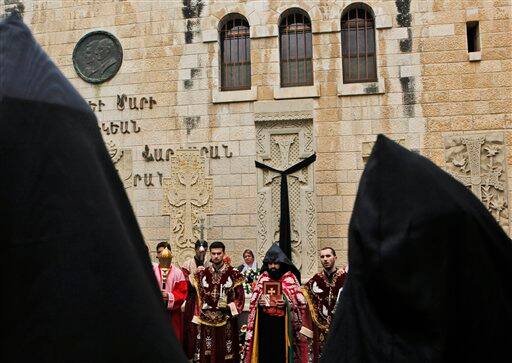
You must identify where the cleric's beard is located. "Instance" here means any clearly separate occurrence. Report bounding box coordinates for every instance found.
[268,268,282,280]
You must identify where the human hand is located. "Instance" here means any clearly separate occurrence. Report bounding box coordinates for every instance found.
[275,298,285,308]
[259,294,270,306]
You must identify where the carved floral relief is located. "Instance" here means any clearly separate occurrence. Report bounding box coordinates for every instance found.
[444,133,510,231]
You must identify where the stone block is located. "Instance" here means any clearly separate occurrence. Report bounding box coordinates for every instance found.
[375,14,393,29]
[213,186,230,199]
[241,173,257,186]
[273,85,320,100]
[385,27,410,40]
[202,29,217,43]
[251,24,278,39]
[236,197,257,213]
[422,24,455,37]
[214,199,238,214]
[317,212,336,225]
[210,214,231,227]
[316,183,338,196]
[338,79,386,96]
[209,159,231,175]
[212,87,258,104]
[230,214,251,226]
[239,140,257,156]
[321,196,344,212]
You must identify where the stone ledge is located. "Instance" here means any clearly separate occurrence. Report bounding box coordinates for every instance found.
[338,79,386,97]
[312,20,340,34]
[202,29,217,43]
[375,14,393,29]
[468,51,482,62]
[254,99,313,113]
[273,84,320,100]
[212,86,258,104]
[251,24,278,39]
[254,111,313,122]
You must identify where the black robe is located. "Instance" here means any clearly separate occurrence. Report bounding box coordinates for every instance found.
[0,15,186,362]
[322,135,512,362]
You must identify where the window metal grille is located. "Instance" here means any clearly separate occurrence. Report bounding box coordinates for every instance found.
[279,10,313,87]
[220,16,251,91]
[341,6,377,83]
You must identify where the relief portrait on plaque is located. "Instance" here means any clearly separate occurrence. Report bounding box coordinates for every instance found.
[72,31,123,84]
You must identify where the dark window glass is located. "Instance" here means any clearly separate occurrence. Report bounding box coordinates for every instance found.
[466,21,480,52]
[341,6,377,83]
[220,15,251,91]
[279,9,313,87]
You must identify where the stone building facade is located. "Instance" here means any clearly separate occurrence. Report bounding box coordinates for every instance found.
[2,0,510,280]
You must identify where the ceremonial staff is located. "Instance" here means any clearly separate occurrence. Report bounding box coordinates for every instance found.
[158,247,173,306]
[194,216,210,265]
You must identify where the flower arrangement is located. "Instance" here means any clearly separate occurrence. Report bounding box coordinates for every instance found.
[242,268,260,295]
[223,255,232,266]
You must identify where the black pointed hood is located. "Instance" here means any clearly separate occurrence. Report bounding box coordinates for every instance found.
[0,14,89,111]
[322,135,512,363]
[261,243,301,281]
[0,16,186,362]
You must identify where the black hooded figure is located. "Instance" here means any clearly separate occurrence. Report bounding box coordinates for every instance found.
[244,243,306,363]
[321,135,512,363]
[260,243,301,282]
[0,15,186,362]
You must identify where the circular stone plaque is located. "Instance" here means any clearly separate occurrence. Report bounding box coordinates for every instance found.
[72,31,123,84]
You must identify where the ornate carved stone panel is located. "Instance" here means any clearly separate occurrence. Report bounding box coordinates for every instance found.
[444,133,510,231]
[256,119,317,281]
[107,140,133,195]
[162,149,213,265]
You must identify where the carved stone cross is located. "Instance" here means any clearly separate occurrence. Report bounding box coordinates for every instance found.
[162,150,212,265]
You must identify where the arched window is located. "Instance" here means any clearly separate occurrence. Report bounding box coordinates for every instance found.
[279,9,313,87]
[341,4,377,83]
[220,14,251,91]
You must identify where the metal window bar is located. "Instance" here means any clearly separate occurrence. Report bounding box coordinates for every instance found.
[341,7,377,83]
[280,11,313,87]
[221,17,251,91]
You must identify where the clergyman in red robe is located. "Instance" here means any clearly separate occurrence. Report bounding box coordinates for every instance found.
[301,247,346,362]
[244,244,307,363]
[181,239,211,359]
[152,242,188,343]
[192,241,245,362]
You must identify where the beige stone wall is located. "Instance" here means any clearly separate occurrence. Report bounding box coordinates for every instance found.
[4,0,510,267]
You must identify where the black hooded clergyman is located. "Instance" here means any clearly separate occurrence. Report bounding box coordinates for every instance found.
[322,135,512,362]
[0,15,186,362]
[244,244,306,363]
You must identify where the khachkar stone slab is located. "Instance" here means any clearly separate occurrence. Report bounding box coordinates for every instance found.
[107,140,132,195]
[73,31,123,84]
[162,149,213,265]
[256,118,317,281]
[444,133,510,231]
